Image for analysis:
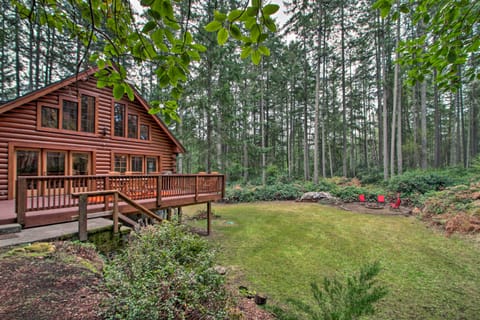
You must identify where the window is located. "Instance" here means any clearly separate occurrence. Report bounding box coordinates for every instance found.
[112,154,160,173]
[146,157,157,173]
[112,102,150,141]
[16,150,39,176]
[131,156,143,172]
[81,95,95,133]
[114,103,125,137]
[72,153,90,175]
[46,152,66,176]
[62,100,78,131]
[128,114,138,139]
[114,155,127,173]
[41,106,59,128]
[140,124,149,140]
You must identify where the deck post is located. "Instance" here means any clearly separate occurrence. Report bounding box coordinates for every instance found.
[157,175,162,207]
[177,207,183,224]
[78,194,88,241]
[113,192,119,234]
[104,176,110,210]
[221,175,225,198]
[16,178,27,226]
[166,207,172,221]
[207,201,212,236]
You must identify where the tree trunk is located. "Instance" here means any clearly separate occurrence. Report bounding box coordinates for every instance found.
[341,2,347,177]
[433,70,441,167]
[420,80,428,169]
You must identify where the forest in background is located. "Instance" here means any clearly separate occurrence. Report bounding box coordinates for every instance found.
[0,0,478,185]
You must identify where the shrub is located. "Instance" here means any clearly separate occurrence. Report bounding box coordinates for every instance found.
[103,223,228,320]
[287,261,388,320]
[387,170,454,196]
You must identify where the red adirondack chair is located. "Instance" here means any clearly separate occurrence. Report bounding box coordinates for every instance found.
[390,193,401,210]
[359,194,366,205]
[377,195,385,206]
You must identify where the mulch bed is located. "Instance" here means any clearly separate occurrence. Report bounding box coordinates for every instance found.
[0,242,106,320]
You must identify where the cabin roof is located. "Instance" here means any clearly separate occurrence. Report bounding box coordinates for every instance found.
[0,67,186,154]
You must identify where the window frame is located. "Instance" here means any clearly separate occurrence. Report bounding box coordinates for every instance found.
[111,152,161,174]
[36,91,99,136]
[110,100,152,142]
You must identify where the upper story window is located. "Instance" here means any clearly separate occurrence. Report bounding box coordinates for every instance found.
[39,93,97,134]
[113,101,151,141]
[81,95,95,133]
[114,102,125,137]
[128,114,138,139]
[62,100,78,131]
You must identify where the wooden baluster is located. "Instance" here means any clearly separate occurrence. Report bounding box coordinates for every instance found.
[157,176,162,207]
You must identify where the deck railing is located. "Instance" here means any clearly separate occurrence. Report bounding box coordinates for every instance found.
[15,173,225,225]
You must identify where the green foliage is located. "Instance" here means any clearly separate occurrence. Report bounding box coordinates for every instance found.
[103,223,227,320]
[288,262,388,320]
[204,2,279,65]
[387,170,455,196]
[373,0,480,89]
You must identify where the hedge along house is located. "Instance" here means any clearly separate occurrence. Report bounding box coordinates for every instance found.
[0,67,224,228]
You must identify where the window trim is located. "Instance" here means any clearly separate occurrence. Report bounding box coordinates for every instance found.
[110,100,152,142]
[111,152,162,174]
[36,92,99,136]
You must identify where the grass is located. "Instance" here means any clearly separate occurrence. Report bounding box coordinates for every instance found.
[183,202,480,319]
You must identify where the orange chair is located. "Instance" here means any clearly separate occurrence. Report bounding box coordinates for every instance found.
[377,195,385,206]
[359,194,366,205]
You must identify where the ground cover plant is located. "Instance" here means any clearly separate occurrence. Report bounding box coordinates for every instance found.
[184,202,480,319]
[103,223,228,320]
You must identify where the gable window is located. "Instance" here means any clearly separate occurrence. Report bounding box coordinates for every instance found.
[39,94,97,134]
[114,103,125,137]
[128,114,138,139]
[140,124,149,140]
[112,102,151,141]
[81,95,96,133]
[41,106,59,129]
[62,100,78,131]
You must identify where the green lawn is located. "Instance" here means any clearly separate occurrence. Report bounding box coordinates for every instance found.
[184,202,480,319]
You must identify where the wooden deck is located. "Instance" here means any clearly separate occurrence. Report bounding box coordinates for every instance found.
[2,174,224,228]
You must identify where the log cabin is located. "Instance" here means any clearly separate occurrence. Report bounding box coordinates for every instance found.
[0,67,224,229]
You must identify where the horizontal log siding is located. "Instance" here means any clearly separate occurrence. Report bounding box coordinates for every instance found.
[0,76,178,200]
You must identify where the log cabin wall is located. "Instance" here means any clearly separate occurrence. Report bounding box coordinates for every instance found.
[0,75,180,201]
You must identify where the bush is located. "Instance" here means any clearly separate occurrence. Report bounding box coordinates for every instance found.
[224,180,338,203]
[287,261,388,320]
[103,223,228,320]
[387,170,454,196]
